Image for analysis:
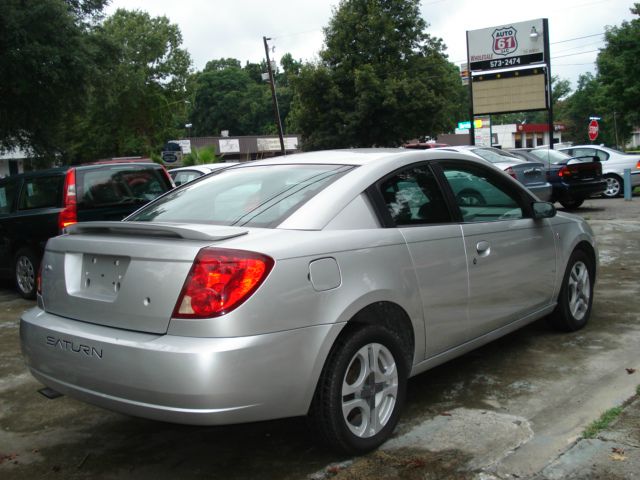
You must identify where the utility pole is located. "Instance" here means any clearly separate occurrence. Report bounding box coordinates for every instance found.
[263,36,285,155]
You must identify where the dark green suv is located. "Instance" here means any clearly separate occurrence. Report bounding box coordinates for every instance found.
[0,160,174,298]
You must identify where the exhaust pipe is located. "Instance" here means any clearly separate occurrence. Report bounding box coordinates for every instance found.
[38,387,63,399]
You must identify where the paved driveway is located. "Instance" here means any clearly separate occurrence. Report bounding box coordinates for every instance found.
[1,197,639,479]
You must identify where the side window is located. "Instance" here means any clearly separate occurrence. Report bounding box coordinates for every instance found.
[18,176,64,210]
[173,170,202,186]
[441,164,524,223]
[0,180,17,214]
[574,148,608,161]
[380,165,451,226]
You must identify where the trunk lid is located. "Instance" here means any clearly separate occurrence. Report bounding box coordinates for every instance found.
[41,221,248,334]
[552,159,603,183]
[505,162,547,187]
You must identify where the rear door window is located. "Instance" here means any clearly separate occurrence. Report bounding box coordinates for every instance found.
[18,175,64,210]
[77,165,172,209]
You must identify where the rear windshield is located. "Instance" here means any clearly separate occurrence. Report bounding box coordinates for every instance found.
[77,165,172,209]
[528,149,571,164]
[471,148,520,163]
[129,164,353,228]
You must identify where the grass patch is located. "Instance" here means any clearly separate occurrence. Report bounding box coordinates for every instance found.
[582,406,623,438]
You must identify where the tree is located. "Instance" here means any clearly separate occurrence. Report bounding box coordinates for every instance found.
[289,0,462,149]
[595,2,640,144]
[64,9,192,161]
[557,73,615,145]
[0,0,107,156]
[188,58,300,137]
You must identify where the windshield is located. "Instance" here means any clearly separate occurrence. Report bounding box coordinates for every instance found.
[471,148,520,163]
[528,149,571,164]
[128,164,353,228]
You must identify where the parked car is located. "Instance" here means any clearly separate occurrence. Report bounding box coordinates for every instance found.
[169,162,239,186]
[403,142,450,149]
[557,145,640,198]
[436,146,553,202]
[509,148,606,209]
[21,149,596,454]
[0,160,174,298]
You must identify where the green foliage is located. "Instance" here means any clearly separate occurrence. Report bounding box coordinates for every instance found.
[63,9,192,162]
[595,3,640,143]
[190,60,278,137]
[582,406,623,438]
[0,0,107,156]
[557,73,619,145]
[191,62,273,136]
[182,146,217,166]
[289,0,463,150]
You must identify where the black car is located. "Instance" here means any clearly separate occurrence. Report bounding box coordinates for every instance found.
[0,160,174,298]
[509,148,606,209]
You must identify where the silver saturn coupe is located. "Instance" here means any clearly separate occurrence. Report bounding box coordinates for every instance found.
[20,149,597,454]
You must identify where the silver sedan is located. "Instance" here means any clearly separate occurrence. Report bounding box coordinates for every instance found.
[21,149,597,454]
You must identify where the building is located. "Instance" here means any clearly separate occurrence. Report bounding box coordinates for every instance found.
[446,122,565,148]
[0,147,28,177]
[164,135,301,167]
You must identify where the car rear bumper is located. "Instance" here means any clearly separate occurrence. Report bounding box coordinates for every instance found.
[527,183,553,202]
[20,307,341,425]
[553,179,607,200]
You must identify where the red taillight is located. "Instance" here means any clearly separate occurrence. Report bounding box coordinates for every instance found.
[37,262,43,295]
[558,166,571,178]
[636,160,640,170]
[172,248,274,318]
[58,168,77,231]
[504,166,517,179]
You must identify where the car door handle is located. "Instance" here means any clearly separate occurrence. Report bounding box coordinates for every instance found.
[476,241,491,257]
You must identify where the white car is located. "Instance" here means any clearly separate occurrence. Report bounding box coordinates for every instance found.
[169,162,239,186]
[557,145,640,198]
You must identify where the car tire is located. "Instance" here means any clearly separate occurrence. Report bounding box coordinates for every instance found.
[548,249,594,332]
[308,324,408,455]
[14,247,39,299]
[602,174,622,198]
[559,199,584,210]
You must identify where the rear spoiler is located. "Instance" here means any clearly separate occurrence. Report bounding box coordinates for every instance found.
[64,221,248,241]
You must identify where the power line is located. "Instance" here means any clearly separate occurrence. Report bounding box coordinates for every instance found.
[553,40,604,55]
[551,32,604,45]
[552,63,596,67]
[552,49,600,59]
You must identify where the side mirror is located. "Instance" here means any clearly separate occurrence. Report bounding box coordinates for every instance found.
[532,201,556,219]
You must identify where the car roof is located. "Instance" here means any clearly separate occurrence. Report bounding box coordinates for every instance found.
[1,161,165,182]
[170,162,239,174]
[246,148,455,168]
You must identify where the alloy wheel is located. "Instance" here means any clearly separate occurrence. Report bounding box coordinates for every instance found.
[16,255,35,296]
[568,260,590,321]
[604,176,621,197]
[341,342,398,438]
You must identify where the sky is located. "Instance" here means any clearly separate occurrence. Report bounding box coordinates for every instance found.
[105,0,636,90]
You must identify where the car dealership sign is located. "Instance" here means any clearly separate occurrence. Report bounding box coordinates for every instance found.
[467,18,546,72]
